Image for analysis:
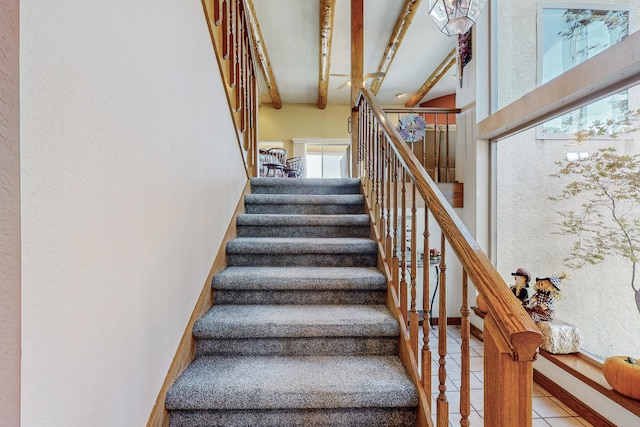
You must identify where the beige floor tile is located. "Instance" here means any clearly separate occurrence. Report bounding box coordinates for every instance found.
[447,410,483,426]
[469,355,484,372]
[423,325,591,426]
[469,388,484,411]
[533,382,552,397]
[533,396,572,418]
[545,417,590,427]
[549,396,578,417]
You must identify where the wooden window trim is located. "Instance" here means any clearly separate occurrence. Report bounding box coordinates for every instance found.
[538,350,640,418]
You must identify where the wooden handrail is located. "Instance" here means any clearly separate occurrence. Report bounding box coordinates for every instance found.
[356,88,542,426]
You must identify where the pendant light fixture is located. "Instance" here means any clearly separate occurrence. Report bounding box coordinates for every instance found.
[428,0,487,36]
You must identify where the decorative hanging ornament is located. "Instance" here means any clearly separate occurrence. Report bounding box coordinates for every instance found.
[397,114,427,143]
[428,0,487,36]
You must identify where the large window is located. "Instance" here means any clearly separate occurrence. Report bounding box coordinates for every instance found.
[539,7,629,136]
[495,85,640,360]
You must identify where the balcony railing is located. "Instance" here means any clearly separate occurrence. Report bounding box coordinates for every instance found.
[383,108,463,208]
[203,0,259,177]
[356,88,542,427]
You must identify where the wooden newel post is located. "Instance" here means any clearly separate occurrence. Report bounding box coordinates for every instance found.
[483,315,535,427]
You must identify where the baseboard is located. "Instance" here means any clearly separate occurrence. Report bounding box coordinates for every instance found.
[470,322,484,342]
[408,311,462,327]
[146,179,251,427]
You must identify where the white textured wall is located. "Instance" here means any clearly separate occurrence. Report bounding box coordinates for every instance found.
[0,0,21,425]
[20,1,247,426]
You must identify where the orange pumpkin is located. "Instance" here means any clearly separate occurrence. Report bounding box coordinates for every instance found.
[603,356,640,400]
[476,294,489,313]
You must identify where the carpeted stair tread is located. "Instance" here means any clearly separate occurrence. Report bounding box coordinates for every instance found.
[251,177,361,194]
[244,194,364,205]
[212,266,386,290]
[244,194,365,215]
[193,304,398,339]
[226,237,377,254]
[165,355,419,411]
[237,213,370,226]
[237,214,371,238]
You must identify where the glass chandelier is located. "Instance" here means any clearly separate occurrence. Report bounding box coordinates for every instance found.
[428,0,487,36]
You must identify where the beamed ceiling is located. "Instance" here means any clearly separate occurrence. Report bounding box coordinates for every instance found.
[249,0,459,108]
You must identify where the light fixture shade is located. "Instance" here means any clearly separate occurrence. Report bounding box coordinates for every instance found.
[428,0,487,36]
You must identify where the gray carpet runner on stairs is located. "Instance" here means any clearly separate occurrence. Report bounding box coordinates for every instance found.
[166,177,419,426]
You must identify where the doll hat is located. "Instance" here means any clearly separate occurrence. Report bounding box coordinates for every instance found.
[535,274,562,290]
[511,268,531,286]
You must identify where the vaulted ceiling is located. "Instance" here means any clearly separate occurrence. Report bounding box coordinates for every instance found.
[249,0,459,108]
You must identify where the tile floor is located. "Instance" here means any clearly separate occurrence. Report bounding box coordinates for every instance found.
[419,325,594,426]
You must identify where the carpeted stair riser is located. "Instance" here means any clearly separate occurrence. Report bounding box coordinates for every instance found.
[168,407,418,427]
[195,336,399,357]
[225,237,378,267]
[244,194,365,215]
[166,178,418,426]
[213,289,386,305]
[236,214,371,238]
[250,177,361,195]
[226,253,377,267]
[212,266,386,305]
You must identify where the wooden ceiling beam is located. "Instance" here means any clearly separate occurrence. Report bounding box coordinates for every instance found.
[318,0,336,109]
[245,0,282,109]
[405,48,456,107]
[351,0,364,107]
[370,0,422,95]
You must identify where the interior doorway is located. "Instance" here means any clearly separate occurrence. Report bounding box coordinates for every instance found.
[292,138,351,178]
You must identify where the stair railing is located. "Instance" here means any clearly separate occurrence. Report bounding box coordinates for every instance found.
[383,108,459,184]
[202,0,258,177]
[356,88,542,427]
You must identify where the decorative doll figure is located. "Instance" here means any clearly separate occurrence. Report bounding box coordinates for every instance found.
[510,268,531,307]
[525,275,563,323]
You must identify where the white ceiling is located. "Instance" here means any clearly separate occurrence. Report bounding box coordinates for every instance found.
[251,0,458,106]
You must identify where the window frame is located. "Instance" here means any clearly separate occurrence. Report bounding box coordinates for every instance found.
[535,3,631,139]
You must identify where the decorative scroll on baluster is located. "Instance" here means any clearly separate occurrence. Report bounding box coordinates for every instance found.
[460,270,471,427]
[436,232,448,427]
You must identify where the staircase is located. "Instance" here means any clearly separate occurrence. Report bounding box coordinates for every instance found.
[166,177,419,426]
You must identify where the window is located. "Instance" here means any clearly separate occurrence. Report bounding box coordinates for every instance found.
[495,86,640,360]
[539,7,629,136]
